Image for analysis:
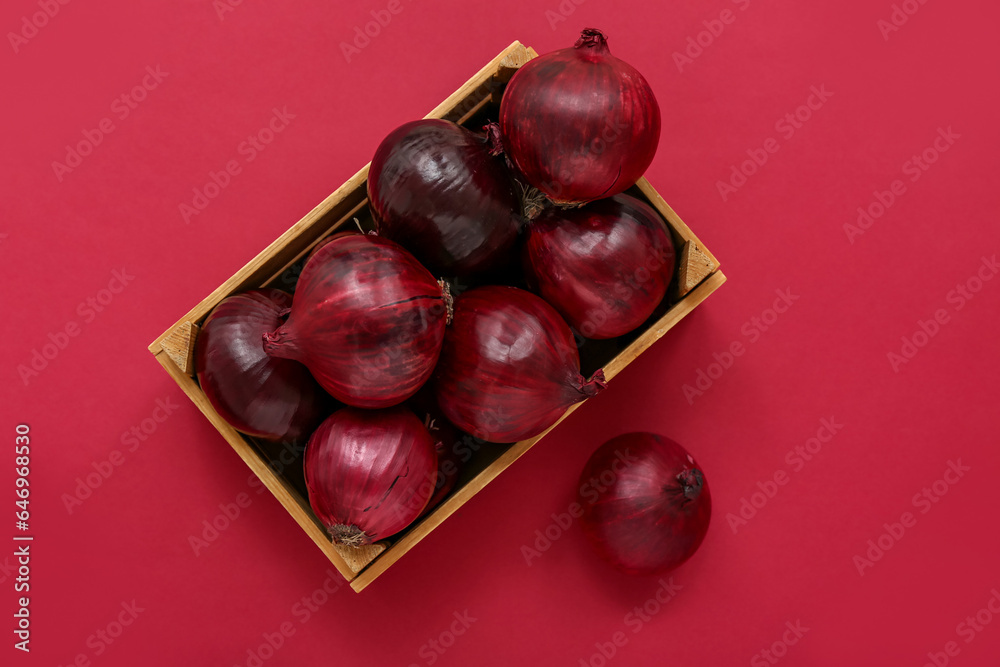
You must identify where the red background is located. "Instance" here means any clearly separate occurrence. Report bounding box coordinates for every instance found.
[3,0,999,665]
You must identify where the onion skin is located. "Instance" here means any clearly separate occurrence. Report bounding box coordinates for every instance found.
[425,424,463,513]
[434,285,606,443]
[579,433,711,575]
[195,290,330,443]
[368,119,523,277]
[262,234,449,409]
[407,385,466,513]
[499,28,661,206]
[523,194,676,339]
[306,230,362,261]
[304,407,438,545]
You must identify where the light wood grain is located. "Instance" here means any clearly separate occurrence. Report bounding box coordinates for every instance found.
[602,271,727,381]
[676,241,717,298]
[334,542,387,574]
[492,43,531,105]
[159,321,199,377]
[423,41,525,121]
[259,198,371,290]
[635,179,720,270]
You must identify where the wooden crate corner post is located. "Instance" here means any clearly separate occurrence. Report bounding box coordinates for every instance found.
[159,321,199,376]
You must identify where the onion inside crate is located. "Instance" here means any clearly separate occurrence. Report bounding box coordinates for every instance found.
[251,111,683,544]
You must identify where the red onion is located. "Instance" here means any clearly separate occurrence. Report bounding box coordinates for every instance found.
[499,28,661,206]
[407,385,465,513]
[434,285,606,443]
[579,433,711,575]
[304,406,438,545]
[368,119,523,277]
[262,233,450,409]
[523,194,676,339]
[306,230,361,261]
[195,290,330,443]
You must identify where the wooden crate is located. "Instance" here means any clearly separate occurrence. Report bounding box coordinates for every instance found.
[148,40,726,592]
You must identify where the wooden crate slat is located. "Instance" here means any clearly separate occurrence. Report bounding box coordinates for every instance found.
[260,197,371,290]
[147,163,370,355]
[603,271,727,380]
[423,41,527,120]
[634,178,721,270]
[152,350,357,582]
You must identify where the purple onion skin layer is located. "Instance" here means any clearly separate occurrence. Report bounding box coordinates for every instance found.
[262,234,448,409]
[499,28,661,206]
[368,119,523,278]
[407,384,465,513]
[306,230,362,262]
[195,290,330,443]
[579,433,711,575]
[304,407,438,545]
[523,194,676,340]
[425,428,463,512]
[434,285,605,443]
